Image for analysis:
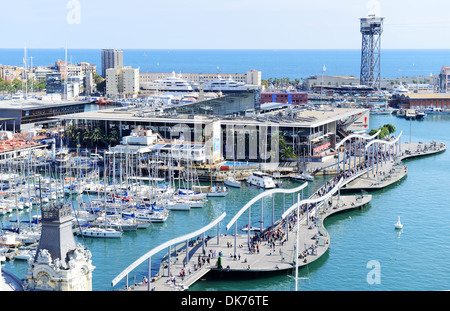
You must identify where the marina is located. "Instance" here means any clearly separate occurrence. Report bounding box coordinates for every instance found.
[2,42,450,293]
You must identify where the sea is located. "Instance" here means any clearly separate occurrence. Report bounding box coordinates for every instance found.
[1,50,450,292]
[1,49,449,79]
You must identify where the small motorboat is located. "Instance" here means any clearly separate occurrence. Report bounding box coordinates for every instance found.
[206,185,228,197]
[291,172,314,182]
[224,177,241,188]
[394,216,403,229]
[241,225,261,232]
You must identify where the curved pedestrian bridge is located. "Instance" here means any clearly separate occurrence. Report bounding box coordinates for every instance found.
[111,139,445,291]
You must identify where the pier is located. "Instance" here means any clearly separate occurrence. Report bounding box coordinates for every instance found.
[111,137,446,291]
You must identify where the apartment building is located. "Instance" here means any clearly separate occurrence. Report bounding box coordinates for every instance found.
[106,66,139,98]
[440,66,450,93]
[101,49,123,77]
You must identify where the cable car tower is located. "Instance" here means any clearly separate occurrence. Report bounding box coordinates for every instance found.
[360,14,384,90]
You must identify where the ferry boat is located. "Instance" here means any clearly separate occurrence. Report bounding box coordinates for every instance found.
[140,72,198,92]
[246,172,276,189]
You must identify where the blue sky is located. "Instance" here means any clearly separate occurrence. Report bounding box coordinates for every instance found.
[1,0,450,49]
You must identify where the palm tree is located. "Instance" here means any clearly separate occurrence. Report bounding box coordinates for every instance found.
[90,128,103,146]
[65,124,76,138]
[83,129,92,146]
[108,129,121,146]
[280,146,297,161]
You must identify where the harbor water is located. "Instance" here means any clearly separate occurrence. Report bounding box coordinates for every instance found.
[2,113,450,291]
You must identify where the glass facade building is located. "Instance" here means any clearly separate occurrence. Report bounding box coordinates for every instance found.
[46,73,62,94]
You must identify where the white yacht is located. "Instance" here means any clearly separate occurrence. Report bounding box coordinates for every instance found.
[202,75,255,92]
[76,226,123,238]
[391,85,409,95]
[141,72,198,92]
[246,172,276,189]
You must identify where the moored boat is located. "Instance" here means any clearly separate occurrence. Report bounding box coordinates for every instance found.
[291,172,314,182]
[405,109,416,120]
[416,110,426,120]
[224,177,241,188]
[76,226,123,238]
[246,172,276,189]
[206,185,228,197]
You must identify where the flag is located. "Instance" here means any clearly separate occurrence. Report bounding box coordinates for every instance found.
[323,65,327,72]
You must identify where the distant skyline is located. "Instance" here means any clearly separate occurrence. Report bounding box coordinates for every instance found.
[1,0,450,50]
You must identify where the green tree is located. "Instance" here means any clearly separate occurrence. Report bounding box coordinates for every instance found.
[382,123,396,134]
[379,127,390,139]
[369,124,396,140]
[83,129,92,146]
[90,127,104,145]
[280,146,297,161]
[108,129,121,146]
[369,129,379,136]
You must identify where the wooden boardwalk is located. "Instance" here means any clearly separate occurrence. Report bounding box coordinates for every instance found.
[119,140,446,291]
[342,141,446,192]
[127,194,371,291]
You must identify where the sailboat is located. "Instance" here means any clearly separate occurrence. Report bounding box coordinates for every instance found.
[394,216,403,229]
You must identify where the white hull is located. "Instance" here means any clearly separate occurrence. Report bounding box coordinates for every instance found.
[394,217,403,229]
[13,250,36,260]
[246,172,276,189]
[164,202,191,211]
[207,192,228,197]
[77,227,122,238]
[134,211,169,223]
[291,174,314,182]
[206,186,228,197]
[224,178,241,188]
[241,226,261,232]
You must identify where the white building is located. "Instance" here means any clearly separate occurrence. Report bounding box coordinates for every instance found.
[84,71,96,95]
[106,66,139,98]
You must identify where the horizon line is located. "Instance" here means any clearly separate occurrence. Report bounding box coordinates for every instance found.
[1,47,450,51]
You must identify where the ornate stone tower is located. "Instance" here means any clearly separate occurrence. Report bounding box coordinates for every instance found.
[24,201,95,291]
